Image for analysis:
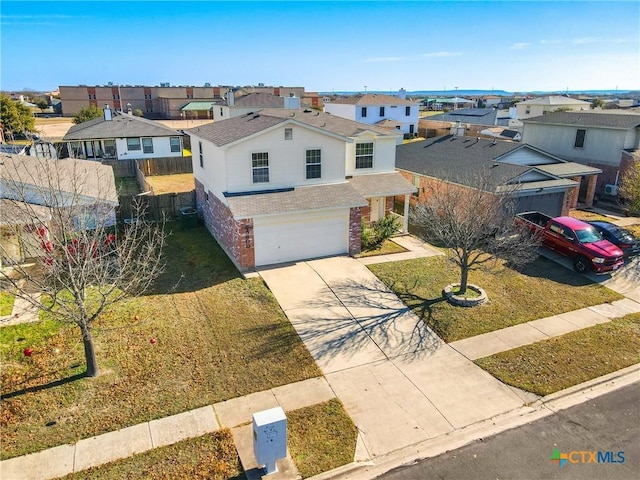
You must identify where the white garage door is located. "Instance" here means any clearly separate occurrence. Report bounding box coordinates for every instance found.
[254,210,349,266]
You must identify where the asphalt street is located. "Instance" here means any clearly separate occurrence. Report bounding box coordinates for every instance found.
[377,382,640,480]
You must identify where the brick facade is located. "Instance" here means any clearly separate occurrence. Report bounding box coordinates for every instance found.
[195,180,255,271]
[349,207,363,255]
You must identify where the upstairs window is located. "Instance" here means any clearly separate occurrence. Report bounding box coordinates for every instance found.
[379,106,385,116]
[574,129,586,148]
[252,152,269,183]
[305,149,321,179]
[142,138,153,154]
[170,136,181,153]
[199,141,203,168]
[405,106,411,116]
[126,138,141,151]
[361,107,367,118]
[284,128,293,140]
[355,142,374,169]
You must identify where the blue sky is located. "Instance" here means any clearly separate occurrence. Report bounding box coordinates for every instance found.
[1,1,638,93]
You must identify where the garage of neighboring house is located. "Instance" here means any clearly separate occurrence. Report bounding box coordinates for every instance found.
[253,209,350,266]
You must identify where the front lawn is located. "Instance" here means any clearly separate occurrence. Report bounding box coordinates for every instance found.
[58,429,242,480]
[1,226,321,459]
[356,239,407,258]
[0,291,15,316]
[369,256,623,342]
[475,314,640,396]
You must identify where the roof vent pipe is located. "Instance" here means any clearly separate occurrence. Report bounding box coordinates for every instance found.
[104,104,112,121]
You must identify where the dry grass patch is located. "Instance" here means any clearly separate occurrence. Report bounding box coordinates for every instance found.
[569,209,610,222]
[475,314,640,396]
[288,399,358,478]
[57,429,242,480]
[1,227,321,459]
[369,255,623,342]
[145,174,194,194]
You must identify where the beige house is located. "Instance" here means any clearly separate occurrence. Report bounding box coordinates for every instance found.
[514,96,591,119]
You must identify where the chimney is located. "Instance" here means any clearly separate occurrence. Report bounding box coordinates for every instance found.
[104,104,112,121]
[398,88,407,99]
[227,89,235,106]
[126,103,132,115]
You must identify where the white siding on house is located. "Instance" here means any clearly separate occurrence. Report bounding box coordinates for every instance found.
[522,124,628,166]
[345,136,397,177]
[498,148,560,165]
[115,136,181,160]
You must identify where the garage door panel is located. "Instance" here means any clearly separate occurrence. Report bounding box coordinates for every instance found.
[254,210,349,266]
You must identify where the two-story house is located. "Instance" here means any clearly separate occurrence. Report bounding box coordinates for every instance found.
[324,91,419,139]
[63,105,184,161]
[186,108,414,271]
[522,111,640,195]
[513,96,591,120]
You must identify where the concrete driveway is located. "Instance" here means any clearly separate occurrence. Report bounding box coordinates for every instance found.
[259,256,527,458]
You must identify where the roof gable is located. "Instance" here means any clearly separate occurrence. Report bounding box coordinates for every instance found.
[63,111,181,140]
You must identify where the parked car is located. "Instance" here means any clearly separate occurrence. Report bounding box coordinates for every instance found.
[515,211,624,273]
[587,221,640,258]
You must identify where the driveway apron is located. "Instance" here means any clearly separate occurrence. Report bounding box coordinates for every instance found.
[259,256,525,458]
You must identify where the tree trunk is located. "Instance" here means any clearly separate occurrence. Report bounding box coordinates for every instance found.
[80,322,99,377]
[459,265,469,295]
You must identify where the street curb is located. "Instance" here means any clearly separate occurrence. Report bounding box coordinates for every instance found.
[307,364,640,480]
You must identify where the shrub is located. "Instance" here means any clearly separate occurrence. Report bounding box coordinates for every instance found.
[361,215,401,250]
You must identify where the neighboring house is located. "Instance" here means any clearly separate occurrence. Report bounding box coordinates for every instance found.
[422,97,476,110]
[186,108,415,271]
[0,154,118,266]
[395,135,602,217]
[63,105,184,160]
[513,96,591,119]
[210,92,302,121]
[324,91,420,138]
[419,108,521,138]
[521,111,640,195]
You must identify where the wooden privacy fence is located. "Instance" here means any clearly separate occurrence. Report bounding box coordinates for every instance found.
[104,156,193,179]
[117,191,196,222]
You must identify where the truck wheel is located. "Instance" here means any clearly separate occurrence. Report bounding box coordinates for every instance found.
[573,256,590,273]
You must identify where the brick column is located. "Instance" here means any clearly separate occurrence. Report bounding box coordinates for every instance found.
[349,207,362,256]
[584,175,597,207]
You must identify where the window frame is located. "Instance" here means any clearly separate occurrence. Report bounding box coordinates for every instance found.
[252,152,270,183]
[126,137,141,151]
[405,106,411,116]
[379,106,385,116]
[142,137,154,154]
[574,129,586,148]
[170,136,181,153]
[355,142,374,169]
[284,127,293,140]
[199,141,203,168]
[305,148,322,180]
[361,106,367,118]
[103,139,116,158]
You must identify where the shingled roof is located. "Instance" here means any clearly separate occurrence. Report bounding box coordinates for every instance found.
[523,111,640,129]
[420,109,510,127]
[186,108,399,147]
[234,92,285,108]
[328,93,417,106]
[396,136,533,189]
[63,111,181,140]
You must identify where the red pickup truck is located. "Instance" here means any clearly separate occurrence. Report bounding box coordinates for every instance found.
[516,212,624,273]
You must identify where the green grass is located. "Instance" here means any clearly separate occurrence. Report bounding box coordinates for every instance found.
[475,314,640,396]
[1,226,321,460]
[369,255,623,342]
[356,239,407,257]
[0,291,15,316]
[57,429,242,480]
[288,399,358,478]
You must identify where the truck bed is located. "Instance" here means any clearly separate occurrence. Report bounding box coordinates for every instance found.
[516,211,553,229]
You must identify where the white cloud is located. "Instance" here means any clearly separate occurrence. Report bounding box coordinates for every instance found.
[541,39,563,45]
[422,51,462,58]
[365,56,404,63]
[572,37,597,44]
[510,42,531,50]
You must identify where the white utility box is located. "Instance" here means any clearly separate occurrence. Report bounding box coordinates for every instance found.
[252,406,287,475]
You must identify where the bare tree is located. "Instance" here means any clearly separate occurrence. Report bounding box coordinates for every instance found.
[619,159,640,212]
[412,173,540,295]
[0,153,165,377]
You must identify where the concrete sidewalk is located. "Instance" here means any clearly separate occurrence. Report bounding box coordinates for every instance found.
[0,377,335,480]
